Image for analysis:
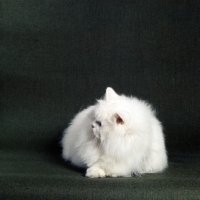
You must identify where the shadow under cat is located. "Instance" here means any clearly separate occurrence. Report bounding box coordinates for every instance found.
[45,128,86,176]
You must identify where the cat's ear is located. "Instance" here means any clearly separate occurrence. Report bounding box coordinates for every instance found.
[105,87,118,100]
[115,114,124,125]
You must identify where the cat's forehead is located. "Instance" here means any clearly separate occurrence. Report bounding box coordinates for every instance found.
[95,100,115,118]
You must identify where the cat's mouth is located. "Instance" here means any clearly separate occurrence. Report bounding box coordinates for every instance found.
[92,126,101,140]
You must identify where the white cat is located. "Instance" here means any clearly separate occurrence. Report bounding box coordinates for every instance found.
[61,87,168,178]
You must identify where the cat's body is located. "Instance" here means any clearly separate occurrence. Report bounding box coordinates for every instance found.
[61,87,168,178]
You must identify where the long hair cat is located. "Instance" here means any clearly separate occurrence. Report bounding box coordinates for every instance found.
[61,87,168,178]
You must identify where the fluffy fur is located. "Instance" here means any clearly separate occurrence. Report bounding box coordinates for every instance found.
[61,87,168,178]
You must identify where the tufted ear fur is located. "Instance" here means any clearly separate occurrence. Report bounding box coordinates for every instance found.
[115,114,124,125]
[105,87,119,100]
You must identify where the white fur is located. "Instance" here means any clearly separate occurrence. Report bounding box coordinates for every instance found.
[61,87,168,178]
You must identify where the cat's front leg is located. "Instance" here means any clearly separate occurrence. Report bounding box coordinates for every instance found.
[86,166,106,178]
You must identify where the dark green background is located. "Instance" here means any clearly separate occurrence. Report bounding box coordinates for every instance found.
[1,0,200,199]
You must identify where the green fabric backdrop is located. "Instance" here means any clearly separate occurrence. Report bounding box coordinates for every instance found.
[1,0,200,199]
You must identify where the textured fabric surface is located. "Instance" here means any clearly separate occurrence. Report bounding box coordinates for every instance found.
[1,0,200,199]
[1,151,200,200]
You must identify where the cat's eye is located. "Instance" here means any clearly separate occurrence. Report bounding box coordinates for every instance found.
[95,120,102,127]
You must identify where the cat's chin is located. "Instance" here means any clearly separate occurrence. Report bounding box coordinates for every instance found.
[92,129,100,139]
[92,129,107,142]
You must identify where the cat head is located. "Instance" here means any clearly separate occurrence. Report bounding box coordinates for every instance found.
[92,87,132,141]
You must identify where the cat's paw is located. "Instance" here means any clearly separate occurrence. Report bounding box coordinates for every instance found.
[86,167,106,178]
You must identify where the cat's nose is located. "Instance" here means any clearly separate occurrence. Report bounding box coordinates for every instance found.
[92,124,94,128]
